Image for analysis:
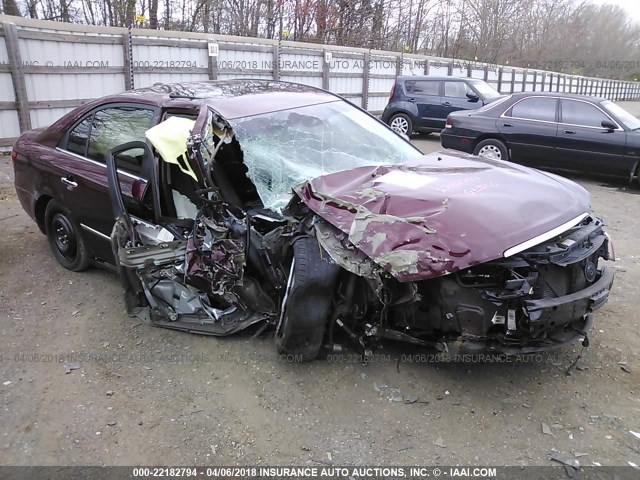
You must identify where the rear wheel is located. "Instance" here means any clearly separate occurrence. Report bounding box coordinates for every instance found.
[275,236,339,361]
[473,139,509,161]
[388,113,413,136]
[45,200,90,271]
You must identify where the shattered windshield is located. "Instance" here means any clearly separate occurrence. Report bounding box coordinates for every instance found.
[229,101,422,211]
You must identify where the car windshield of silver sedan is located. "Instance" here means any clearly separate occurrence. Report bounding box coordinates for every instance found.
[602,101,640,130]
[229,101,422,211]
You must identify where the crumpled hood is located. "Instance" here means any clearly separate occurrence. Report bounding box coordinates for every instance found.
[294,151,592,282]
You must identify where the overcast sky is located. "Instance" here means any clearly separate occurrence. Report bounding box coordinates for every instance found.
[597,0,640,23]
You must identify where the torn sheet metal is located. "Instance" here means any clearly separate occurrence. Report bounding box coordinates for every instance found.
[294,152,592,282]
[184,212,245,304]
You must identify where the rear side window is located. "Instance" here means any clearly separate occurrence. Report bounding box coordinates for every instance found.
[509,97,557,122]
[87,107,155,166]
[67,116,93,156]
[444,81,471,98]
[405,80,439,96]
[561,100,612,128]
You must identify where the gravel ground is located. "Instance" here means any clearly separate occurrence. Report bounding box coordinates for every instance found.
[1,104,640,468]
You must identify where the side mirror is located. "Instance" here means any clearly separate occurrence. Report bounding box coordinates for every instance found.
[601,120,617,131]
[466,92,480,102]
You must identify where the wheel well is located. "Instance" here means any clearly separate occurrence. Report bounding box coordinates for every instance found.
[388,110,411,118]
[473,134,509,153]
[34,195,52,234]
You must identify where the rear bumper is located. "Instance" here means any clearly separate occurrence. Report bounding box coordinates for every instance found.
[440,132,475,154]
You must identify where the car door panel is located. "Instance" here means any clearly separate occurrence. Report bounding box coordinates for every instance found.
[555,99,629,174]
[498,97,559,165]
[55,103,159,261]
[497,119,558,165]
[405,80,443,128]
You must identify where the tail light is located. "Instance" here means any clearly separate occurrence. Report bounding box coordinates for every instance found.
[445,116,453,129]
[10,147,18,166]
[389,81,396,101]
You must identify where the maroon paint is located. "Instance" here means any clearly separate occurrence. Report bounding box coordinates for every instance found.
[295,150,592,282]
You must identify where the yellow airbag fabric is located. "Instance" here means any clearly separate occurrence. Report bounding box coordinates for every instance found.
[145,117,198,181]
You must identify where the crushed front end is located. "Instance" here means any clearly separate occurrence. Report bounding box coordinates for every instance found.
[317,214,614,356]
[405,215,615,353]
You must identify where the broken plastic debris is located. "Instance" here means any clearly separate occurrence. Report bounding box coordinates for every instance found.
[433,437,447,448]
[550,452,580,468]
[64,362,81,374]
[630,430,640,440]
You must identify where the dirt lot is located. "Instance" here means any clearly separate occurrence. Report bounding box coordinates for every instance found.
[1,114,640,468]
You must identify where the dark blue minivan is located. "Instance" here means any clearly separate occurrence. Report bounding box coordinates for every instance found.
[382,76,503,135]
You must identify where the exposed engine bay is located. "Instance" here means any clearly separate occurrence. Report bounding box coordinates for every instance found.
[106,105,615,361]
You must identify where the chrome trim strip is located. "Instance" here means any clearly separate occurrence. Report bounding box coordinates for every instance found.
[55,147,146,181]
[499,96,622,131]
[503,213,591,257]
[80,223,111,241]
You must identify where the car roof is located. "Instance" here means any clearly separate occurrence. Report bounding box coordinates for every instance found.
[100,80,341,119]
[397,76,477,82]
[509,91,607,103]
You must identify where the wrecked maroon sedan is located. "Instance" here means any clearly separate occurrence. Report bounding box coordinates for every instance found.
[13,80,615,360]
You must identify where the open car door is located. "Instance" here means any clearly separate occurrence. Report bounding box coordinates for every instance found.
[105,119,275,335]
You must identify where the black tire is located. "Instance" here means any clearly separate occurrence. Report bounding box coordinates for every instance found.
[388,113,413,136]
[473,138,509,161]
[275,236,340,361]
[44,200,91,272]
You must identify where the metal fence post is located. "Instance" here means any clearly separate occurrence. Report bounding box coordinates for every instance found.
[272,43,280,81]
[532,71,537,91]
[447,61,453,76]
[208,48,218,80]
[483,65,489,82]
[362,50,370,110]
[509,69,515,93]
[423,59,430,76]
[395,54,403,77]
[521,69,527,92]
[497,67,503,92]
[122,27,134,90]
[322,50,330,90]
[541,72,546,91]
[3,21,32,132]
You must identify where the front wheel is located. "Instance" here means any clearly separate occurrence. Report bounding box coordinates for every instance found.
[473,139,509,161]
[388,113,413,136]
[45,200,90,271]
[275,236,340,361]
